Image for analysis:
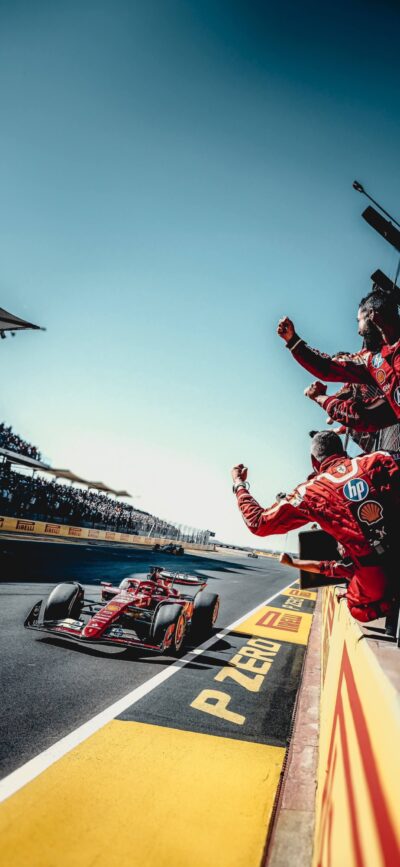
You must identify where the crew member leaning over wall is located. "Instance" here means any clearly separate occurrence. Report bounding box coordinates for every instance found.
[232,431,400,629]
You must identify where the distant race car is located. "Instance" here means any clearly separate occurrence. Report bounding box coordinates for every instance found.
[247,552,259,558]
[24,567,219,656]
[153,543,184,555]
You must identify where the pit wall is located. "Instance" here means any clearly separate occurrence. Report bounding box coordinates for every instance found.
[313,588,400,867]
[0,514,214,552]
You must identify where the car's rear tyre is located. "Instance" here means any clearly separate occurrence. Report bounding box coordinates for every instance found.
[191,592,219,640]
[43,582,84,622]
[151,604,187,655]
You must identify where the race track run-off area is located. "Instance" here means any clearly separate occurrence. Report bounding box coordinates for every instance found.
[0,546,316,867]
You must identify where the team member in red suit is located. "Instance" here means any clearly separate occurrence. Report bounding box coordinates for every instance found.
[278,552,393,623]
[277,289,400,423]
[304,343,397,447]
[304,379,396,434]
[232,431,400,626]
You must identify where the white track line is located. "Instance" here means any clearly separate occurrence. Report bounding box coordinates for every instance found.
[0,578,296,804]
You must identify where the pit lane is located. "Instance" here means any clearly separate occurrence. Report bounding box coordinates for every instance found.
[0,539,293,780]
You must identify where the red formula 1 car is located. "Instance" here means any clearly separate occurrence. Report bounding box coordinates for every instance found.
[24,567,220,655]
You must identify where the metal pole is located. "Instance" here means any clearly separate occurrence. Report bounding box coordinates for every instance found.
[353,181,400,230]
[147,519,156,538]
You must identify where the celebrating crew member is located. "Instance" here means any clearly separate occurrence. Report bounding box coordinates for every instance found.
[304,342,396,448]
[277,289,400,423]
[231,431,400,627]
[304,380,397,434]
[278,552,392,622]
[279,549,353,582]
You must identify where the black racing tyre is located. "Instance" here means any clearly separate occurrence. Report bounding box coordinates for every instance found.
[43,582,84,622]
[191,592,219,639]
[151,603,187,655]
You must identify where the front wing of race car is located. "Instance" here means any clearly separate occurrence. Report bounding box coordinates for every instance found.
[24,601,167,651]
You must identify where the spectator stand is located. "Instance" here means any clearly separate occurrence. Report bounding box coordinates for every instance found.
[0,306,44,341]
[0,448,50,472]
[0,423,45,463]
[0,424,213,545]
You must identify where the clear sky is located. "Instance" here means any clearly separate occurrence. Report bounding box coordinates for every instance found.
[1,0,400,547]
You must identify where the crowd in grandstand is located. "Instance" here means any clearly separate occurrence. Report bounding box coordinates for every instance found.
[0,419,211,541]
[0,464,179,537]
[0,423,42,461]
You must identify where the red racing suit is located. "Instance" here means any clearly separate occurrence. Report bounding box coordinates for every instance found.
[321,386,397,433]
[286,333,400,424]
[236,451,400,622]
[318,558,393,622]
[318,558,355,581]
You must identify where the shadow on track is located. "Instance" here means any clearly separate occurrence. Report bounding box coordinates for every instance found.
[35,628,234,666]
[0,538,262,583]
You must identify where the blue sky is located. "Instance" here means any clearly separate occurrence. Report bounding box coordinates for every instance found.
[1,0,400,546]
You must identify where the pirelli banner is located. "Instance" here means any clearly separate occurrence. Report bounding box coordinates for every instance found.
[0,515,213,551]
[313,588,400,867]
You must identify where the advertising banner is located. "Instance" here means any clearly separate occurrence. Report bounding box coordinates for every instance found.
[314,589,400,867]
[0,515,213,551]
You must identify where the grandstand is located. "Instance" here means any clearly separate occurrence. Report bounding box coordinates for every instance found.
[0,423,213,545]
[0,423,43,462]
[0,305,44,340]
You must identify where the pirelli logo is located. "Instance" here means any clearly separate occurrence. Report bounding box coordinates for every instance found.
[88,529,100,538]
[236,603,313,646]
[256,610,302,633]
[45,524,61,535]
[68,527,82,537]
[16,520,35,532]
[105,532,116,540]
[289,589,314,599]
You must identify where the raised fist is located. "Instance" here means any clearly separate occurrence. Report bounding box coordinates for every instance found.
[277,316,295,343]
[279,552,293,566]
[231,464,248,484]
[304,381,327,400]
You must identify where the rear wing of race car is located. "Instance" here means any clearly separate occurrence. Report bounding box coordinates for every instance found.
[156,570,208,589]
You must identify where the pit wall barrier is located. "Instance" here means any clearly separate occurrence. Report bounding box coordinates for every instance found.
[313,588,400,867]
[0,515,214,552]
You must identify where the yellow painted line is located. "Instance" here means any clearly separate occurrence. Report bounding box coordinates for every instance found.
[0,720,285,867]
[235,605,313,645]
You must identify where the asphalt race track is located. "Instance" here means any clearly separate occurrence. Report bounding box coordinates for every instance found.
[0,539,295,780]
[0,538,319,867]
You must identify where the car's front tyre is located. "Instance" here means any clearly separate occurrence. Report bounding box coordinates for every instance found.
[151,604,187,655]
[43,582,84,622]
